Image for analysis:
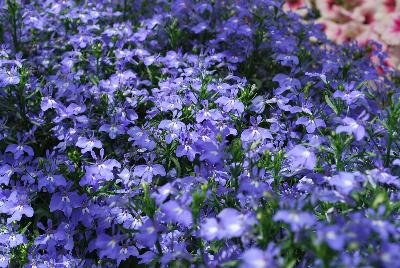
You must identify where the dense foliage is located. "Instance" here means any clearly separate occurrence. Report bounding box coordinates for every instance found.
[1,0,400,267]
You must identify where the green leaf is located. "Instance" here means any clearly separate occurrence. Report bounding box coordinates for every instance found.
[325,95,338,115]
[19,222,31,235]
[171,157,181,177]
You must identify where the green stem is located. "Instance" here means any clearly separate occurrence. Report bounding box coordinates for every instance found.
[385,132,393,167]
[7,0,19,52]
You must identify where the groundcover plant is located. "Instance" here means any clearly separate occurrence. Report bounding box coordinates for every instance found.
[1,0,400,267]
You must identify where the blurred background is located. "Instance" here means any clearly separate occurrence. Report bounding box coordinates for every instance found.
[285,0,400,70]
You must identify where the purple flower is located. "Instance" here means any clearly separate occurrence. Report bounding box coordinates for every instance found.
[286,145,317,170]
[336,117,365,141]
[82,150,121,184]
[200,218,220,241]
[152,183,176,204]
[161,200,193,227]
[95,233,124,259]
[366,169,400,188]
[198,141,224,165]
[0,232,26,248]
[136,218,158,248]
[295,116,326,134]
[5,143,34,159]
[176,132,198,161]
[0,66,20,86]
[240,244,281,268]
[99,123,125,139]
[329,172,358,194]
[49,190,81,217]
[273,210,316,231]
[132,163,166,182]
[241,117,273,143]
[317,225,346,251]
[192,22,208,34]
[217,208,247,238]
[75,136,102,153]
[41,96,58,111]
[196,108,223,123]
[215,96,245,114]
[1,191,34,223]
[38,173,67,193]
[0,164,13,185]
[273,74,301,94]
[333,82,364,105]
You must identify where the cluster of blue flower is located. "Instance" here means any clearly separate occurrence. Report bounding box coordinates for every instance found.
[1,0,400,267]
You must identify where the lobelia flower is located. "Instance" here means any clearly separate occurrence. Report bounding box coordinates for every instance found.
[132,162,166,183]
[217,208,249,238]
[88,149,121,180]
[95,233,124,259]
[191,22,208,34]
[37,170,67,193]
[241,116,273,143]
[99,122,125,139]
[40,96,58,111]
[273,210,316,231]
[295,116,326,133]
[333,82,364,105]
[215,95,245,114]
[0,254,10,268]
[366,169,400,188]
[196,102,224,123]
[117,244,139,266]
[111,207,135,228]
[71,194,96,228]
[317,225,346,251]
[158,116,186,143]
[336,117,366,141]
[127,126,156,151]
[240,244,281,268]
[53,103,87,123]
[200,218,220,241]
[136,218,158,248]
[273,73,302,94]
[152,183,176,204]
[176,132,198,161]
[53,222,75,251]
[0,232,26,248]
[250,95,267,114]
[286,145,317,170]
[75,136,103,154]
[49,188,82,217]
[0,164,14,185]
[1,190,34,224]
[0,66,20,86]
[329,172,359,195]
[5,142,34,160]
[161,200,193,227]
[197,141,224,165]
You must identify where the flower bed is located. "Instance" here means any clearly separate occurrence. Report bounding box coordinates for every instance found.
[1,0,400,267]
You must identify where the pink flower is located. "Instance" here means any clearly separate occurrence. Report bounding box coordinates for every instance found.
[284,0,305,10]
[381,13,400,46]
[316,0,352,21]
[381,0,398,13]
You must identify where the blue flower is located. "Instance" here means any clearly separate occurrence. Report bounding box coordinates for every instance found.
[273,210,316,231]
[336,117,365,141]
[75,136,102,154]
[133,163,166,183]
[161,200,193,227]
[286,145,317,170]
[49,190,81,217]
